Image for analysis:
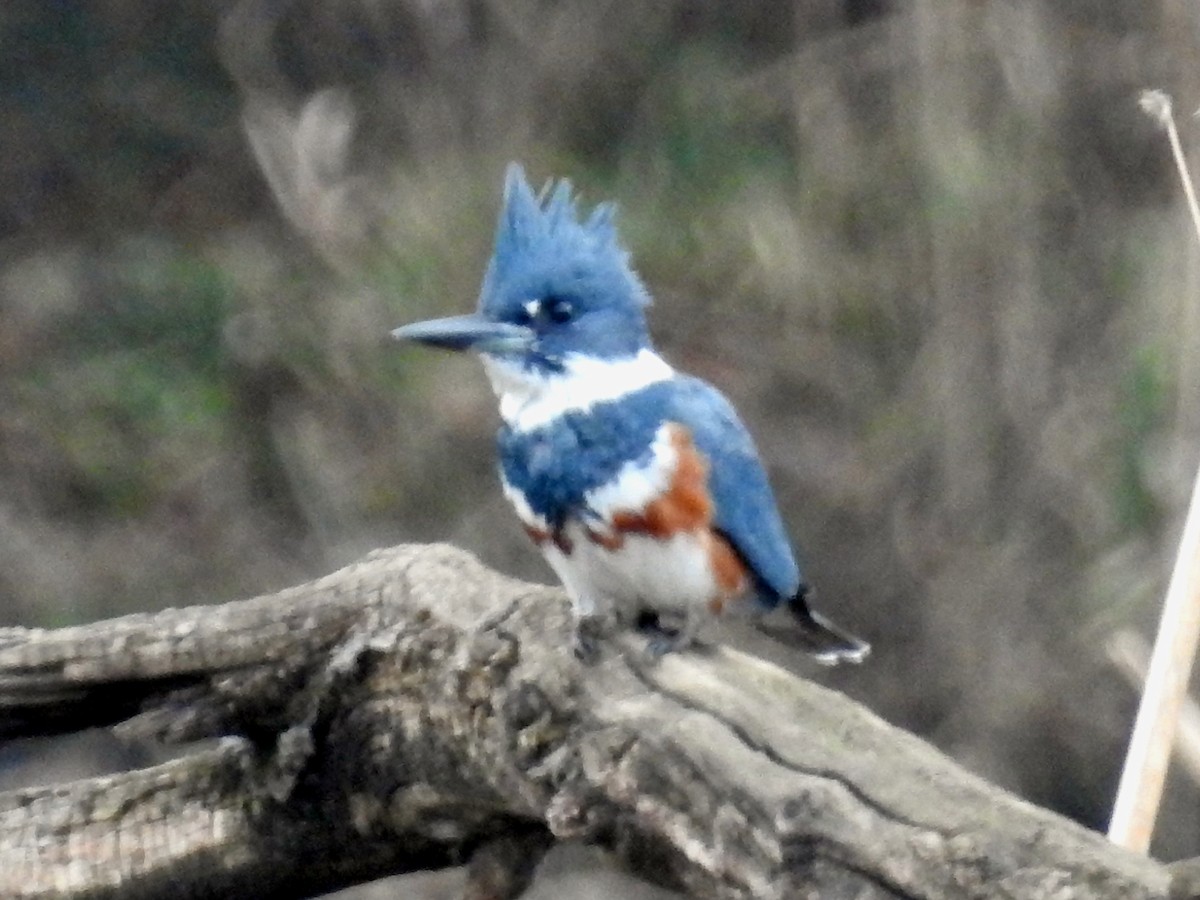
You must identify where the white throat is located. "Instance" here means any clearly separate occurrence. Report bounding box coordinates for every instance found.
[481,349,674,431]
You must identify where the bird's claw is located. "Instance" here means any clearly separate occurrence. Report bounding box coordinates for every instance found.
[636,611,693,659]
[573,616,604,665]
[644,632,683,658]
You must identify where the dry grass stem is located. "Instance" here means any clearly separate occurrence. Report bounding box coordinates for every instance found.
[1109,96,1200,851]
[1107,630,1200,787]
[1109,467,1200,852]
[1140,90,1200,249]
[1108,88,1200,854]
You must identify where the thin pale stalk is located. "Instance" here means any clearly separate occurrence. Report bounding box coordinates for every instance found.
[1109,473,1200,851]
[1167,112,1200,246]
[1108,91,1200,854]
[1107,630,1200,787]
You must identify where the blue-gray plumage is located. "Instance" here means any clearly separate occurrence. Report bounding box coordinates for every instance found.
[498,376,801,606]
[393,164,869,664]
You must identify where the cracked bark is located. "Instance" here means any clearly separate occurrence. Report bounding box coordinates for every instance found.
[0,543,1173,899]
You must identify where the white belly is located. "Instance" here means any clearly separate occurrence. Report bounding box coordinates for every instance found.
[540,522,719,621]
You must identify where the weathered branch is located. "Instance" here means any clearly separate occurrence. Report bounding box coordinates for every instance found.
[0,544,1173,899]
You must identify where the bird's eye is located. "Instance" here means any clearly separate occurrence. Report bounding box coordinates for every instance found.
[519,297,574,327]
[544,297,573,324]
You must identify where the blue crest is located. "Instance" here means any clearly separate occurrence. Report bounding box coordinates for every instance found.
[492,164,624,266]
[477,165,652,364]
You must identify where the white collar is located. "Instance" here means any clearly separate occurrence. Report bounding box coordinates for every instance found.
[481,349,674,432]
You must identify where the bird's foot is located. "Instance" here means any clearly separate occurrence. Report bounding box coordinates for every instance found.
[573,615,605,665]
[644,631,687,658]
[636,610,695,659]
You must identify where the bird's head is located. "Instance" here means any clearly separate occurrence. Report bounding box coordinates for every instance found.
[393,164,653,377]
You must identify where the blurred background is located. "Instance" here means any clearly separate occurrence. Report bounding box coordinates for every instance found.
[3,0,1200,892]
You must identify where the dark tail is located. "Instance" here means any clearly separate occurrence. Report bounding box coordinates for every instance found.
[759,588,870,665]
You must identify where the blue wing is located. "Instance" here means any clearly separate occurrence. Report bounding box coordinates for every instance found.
[661,376,803,605]
[496,374,804,605]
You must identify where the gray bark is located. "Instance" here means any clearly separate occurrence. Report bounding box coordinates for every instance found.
[0,543,1173,899]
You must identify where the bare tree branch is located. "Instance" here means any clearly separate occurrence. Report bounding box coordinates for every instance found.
[0,544,1173,899]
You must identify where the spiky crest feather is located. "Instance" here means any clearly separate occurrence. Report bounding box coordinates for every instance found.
[500,163,621,252]
[482,164,648,315]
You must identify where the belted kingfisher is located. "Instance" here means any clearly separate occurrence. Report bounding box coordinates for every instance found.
[393,165,869,665]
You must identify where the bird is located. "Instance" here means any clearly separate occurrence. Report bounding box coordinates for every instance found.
[392,164,869,665]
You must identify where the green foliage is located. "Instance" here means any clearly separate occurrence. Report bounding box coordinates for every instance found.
[14,241,234,517]
[1116,346,1168,532]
